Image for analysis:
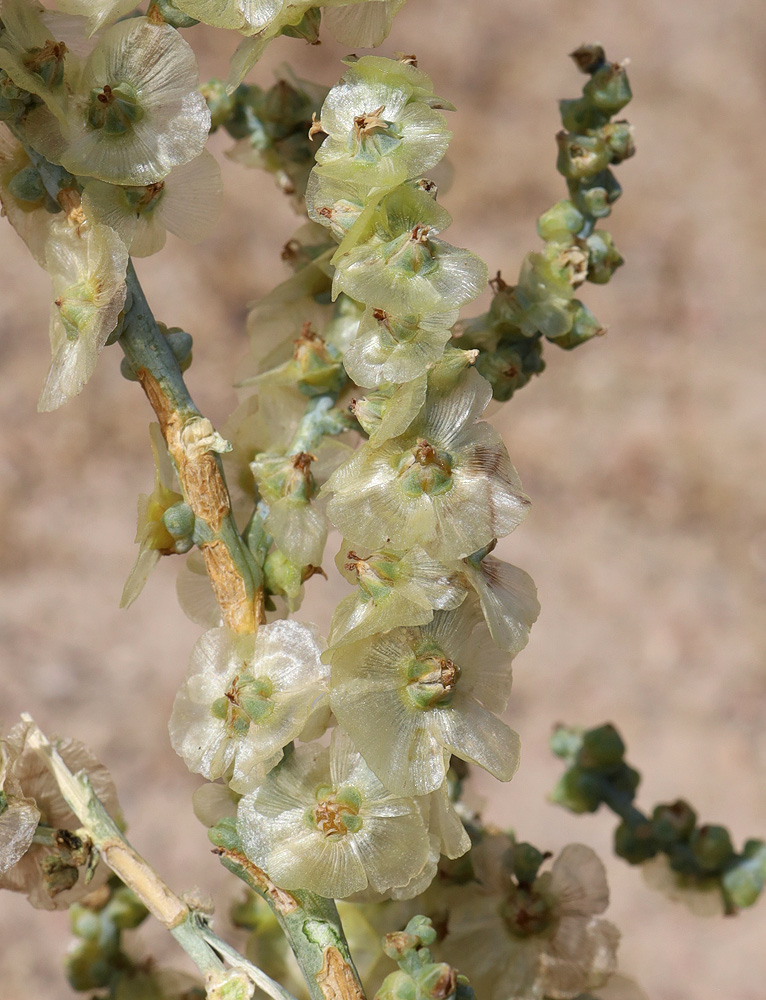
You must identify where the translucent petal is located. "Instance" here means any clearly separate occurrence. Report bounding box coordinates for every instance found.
[550,843,610,917]
[192,782,239,827]
[265,497,327,567]
[322,1,406,47]
[0,128,53,267]
[429,696,521,782]
[423,782,470,860]
[158,150,223,245]
[0,799,40,875]
[344,307,457,388]
[55,0,139,34]
[176,549,223,629]
[461,554,540,654]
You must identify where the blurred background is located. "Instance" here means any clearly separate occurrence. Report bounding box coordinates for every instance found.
[2,0,766,996]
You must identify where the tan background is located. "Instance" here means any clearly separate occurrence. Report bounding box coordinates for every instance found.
[2,0,766,996]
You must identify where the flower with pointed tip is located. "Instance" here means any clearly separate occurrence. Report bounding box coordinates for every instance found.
[328,542,467,648]
[331,183,488,315]
[39,215,128,412]
[169,621,329,794]
[322,368,530,561]
[121,423,186,609]
[26,16,210,185]
[313,54,451,189]
[0,719,120,910]
[329,601,520,796]
[447,837,620,1000]
[82,149,222,258]
[457,543,540,654]
[237,728,430,898]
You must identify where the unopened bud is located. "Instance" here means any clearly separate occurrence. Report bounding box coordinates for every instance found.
[583,61,632,114]
[690,825,735,873]
[651,800,697,847]
[585,231,624,284]
[614,819,658,864]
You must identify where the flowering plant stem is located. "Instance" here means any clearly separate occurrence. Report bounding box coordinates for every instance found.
[22,715,300,1000]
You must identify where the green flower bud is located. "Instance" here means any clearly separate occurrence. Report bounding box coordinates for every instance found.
[537,199,585,242]
[585,231,624,284]
[377,969,418,1000]
[614,819,658,864]
[583,61,632,114]
[690,825,735,874]
[602,120,636,163]
[558,97,609,133]
[609,762,641,800]
[550,766,603,813]
[208,815,242,853]
[161,501,195,541]
[281,7,321,43]
[556,132,611,181]
[69,903,103,941]
[576,723,625,771]
[474,335,544,402]
[512,842,548,885]
[7,165,45,205]
[163,327,193,372]
[263,548,303,602]
[651,800,697,847]
[571,169,622,219]
[722,840,766,909]
[66,937,118,992]
[547,300,605,350]
[202,78,236,132]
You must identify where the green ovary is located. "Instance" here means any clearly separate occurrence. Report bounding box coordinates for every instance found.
[310,785,363,838]
[404,642,461,710]
[87,82,144,136]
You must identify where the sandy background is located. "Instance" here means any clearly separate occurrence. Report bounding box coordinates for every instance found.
[2,1,766,997]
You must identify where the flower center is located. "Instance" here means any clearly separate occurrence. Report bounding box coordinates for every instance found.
[397,438,454,498]
[405,642,461,709]
[87,82,144,136]
[500,885,555,938]
[351,105,402,162]
[210,673,274,733]
[310,786,363,838]
[124,181,166,217]
[346,549,400,601]
[23,40,67,88]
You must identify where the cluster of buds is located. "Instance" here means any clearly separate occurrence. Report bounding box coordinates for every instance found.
[457,45,635,401]
[551,723,766,914]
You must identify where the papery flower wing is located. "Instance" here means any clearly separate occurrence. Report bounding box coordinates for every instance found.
[322,0,406,47]
[550,843,610,917]
[429,696,521,783]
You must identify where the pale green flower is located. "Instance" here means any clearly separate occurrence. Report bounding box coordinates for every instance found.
[39,216,128,412]
[82,149,222,257]
[0,0,76,121]
[322,369,530,561]
[0,126,54,267]
[0,719,120,910]
[447,839,620,1000]
[331,183,488,314]
[328,542,467,648]
[313,54,451,189]
[237,729,431,898]
[329,601,520,796]
[349,374,426,446]
[169,622,329,794]
[344,306,458,388]
[26,16,210,185]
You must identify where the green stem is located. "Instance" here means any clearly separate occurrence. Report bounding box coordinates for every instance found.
[214,845,365,1000]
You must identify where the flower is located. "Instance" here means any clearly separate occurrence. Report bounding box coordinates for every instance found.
[446,838,620,1000]
[329,601,520,796]
[0,126,53,267]
[169,621,330,794]
[0,719,120,910]
[322,368,530,562]
[237,729,431,898]
[312,54,451,190]
[457,543,540,654]
[0,0,75,121]
[331,183,488,315]
[82,149,222,257]
[328,542,467,648]
[343,306,459,388]
[120,423,185,609]
[39,215,128,412]
[26,16,210,185]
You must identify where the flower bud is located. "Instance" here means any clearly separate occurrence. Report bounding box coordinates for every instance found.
[107,886,149,930]
[651,800,697,847]
[571,169,622,219]
[550,766,603,813]
[570,44,606,74]
[547,300,605,350]
[585,231,624,284]
[576,723,625,771]
[512,842,548,885]
[558,97,609,133]
[602,120,636,163]
[614,819,658,864]
[161,501,195,541]
[149,0,200,28]
[583,61,632,114]
[163,327,193,372]
[722,840,766,909]
[537,199,585,242]
[690,825,735,874]
[556,131,611,181]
